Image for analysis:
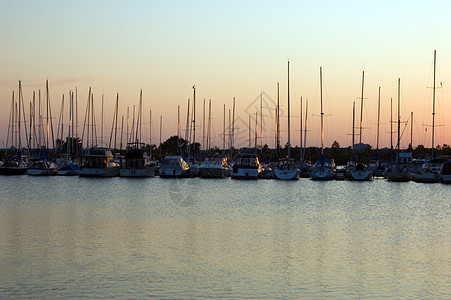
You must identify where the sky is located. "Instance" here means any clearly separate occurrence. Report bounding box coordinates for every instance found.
[1,0,450,150]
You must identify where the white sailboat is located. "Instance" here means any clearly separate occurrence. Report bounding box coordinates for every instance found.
[411,50,441,183]
[311,67,335,180]
[347,71,372,181]
[274,60,299,180]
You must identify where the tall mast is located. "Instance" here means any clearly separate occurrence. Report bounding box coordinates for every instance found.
[46,80,50,150]
[177,105,180,155]
[260,91,263,156]
[390,97,393,162]
[208,99,211,151]
[320,67,324,156]
[75,87,78,141]
[303,100,308,161]
[432,49,436,159]
[223,104,225,153]
[377,87,381,158]
[159,115,162,159]
[139,89,143,144]
[120,115,124,151]
[231,97,235,155]
[255,111,258,154]
[276,82,280,158]
[149,109,152,155]
[397,78,401,164]
[300,97,303,160]
[192,86,196,159]
[359,71,364,147]
[248,115,251,151]
[352,101,355,161]
[287,60,291,159]
[101,93,104,147]
[410,111,413,149]
[228,109,231,158]
[126,106,129,146]
[202,98,205,152]
[18,81,21,149]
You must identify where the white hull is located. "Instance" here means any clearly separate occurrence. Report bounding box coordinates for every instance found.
[120,167,155,177]
[274,169,299,180]
[231,167,259,179]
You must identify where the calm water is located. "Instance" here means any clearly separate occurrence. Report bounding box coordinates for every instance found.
[0,176,449,299]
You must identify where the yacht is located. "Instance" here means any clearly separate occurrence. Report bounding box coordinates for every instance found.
[440,160,451,183]
[231,153,261,179]
[27,159,58,176]
[120,143,156,177]
[78,148,120,177]
[159,156,191,178]
[199,156,230,178]
[274,158,299,180]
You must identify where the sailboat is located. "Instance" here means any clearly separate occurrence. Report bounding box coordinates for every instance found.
[274,60,299,180]
[120,90,156,177]
[28,80,58,176]
[0,81,28,175]
[310,67,336,180]
[411,50,441,183]
[58,91,79,175]
[346,71,372,181]
[385,78,411,182]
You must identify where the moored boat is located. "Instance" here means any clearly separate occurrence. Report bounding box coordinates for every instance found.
[231,153,261,179]
[79,148,120,177]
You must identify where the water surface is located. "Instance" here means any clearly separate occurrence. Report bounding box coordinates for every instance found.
[0,176,449,298]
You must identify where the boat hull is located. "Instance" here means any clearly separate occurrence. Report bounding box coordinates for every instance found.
[79,167,120,177]
[231,167,259,179]
[274,169,299,180]
[199,167,229,178]
[385,171,410,182]
[120,167,155,177]
[411,172,440,183]
[27,168,58,176]
[0,167,27,175]
[348,170,372,181]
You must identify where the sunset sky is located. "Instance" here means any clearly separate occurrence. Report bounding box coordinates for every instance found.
[1,0,450,150]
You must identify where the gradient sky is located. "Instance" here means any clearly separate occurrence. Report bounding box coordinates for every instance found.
[1,0,450,150]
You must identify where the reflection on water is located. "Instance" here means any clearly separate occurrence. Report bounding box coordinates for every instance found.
[0,176,449,298]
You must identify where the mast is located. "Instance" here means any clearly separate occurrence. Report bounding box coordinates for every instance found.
[390,97,393,162]
[287,60,291,159]
[120,116,124,151]
[300,97,303,160]
[248,115,251,152]
[126,106,129,146]
[192,86,196,159]
[101,93,104,147]
[255,111,258,154]
[149,109,152,158]
[352,101,355,161]
[177,105,180,155]
[303,100,308,161]
[432,49,436,159]
[231,97,235,155]
[320,67,324,156]
[228,109,231,158]
[410,111,413,149]
[159,115,162,159]
[223,104,225,153]
[276,82,280,158]
[46,80,50,150]
[208,99,211,151]
[202,98,206,150]
[397,78,401,164]
[18,81,21,149]
[359,71,364,147]
[377,87,381,159]
[260,91,263,156]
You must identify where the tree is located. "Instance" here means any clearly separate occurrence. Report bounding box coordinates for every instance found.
[331,141,340,149]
